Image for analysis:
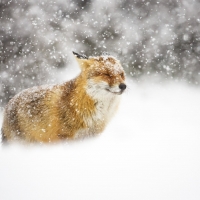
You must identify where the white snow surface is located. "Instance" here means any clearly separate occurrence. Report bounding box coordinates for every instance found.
[0,78,200,200]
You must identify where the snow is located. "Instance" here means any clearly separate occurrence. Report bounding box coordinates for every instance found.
[1,0,200,198]
[0,78,200,200]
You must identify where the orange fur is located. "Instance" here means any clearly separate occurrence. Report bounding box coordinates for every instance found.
[1,53,126,143]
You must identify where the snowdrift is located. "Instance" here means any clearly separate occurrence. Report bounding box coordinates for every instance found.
[0,79,200,200]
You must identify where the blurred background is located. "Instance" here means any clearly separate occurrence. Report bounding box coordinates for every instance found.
[1,0,200,107]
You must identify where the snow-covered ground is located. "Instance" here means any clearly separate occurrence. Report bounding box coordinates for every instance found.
[0,78,200,200]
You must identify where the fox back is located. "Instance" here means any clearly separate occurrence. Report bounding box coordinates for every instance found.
[1,52,126,143]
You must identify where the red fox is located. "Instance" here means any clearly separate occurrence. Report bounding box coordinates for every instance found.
[1,52,126,143]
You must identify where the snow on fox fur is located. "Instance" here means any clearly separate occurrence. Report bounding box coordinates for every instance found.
[1,52,126,143]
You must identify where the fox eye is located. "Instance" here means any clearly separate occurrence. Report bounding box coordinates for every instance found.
[103,73,111,77]
[120,73,125,79]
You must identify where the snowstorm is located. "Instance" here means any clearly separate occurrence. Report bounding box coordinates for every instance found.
[0,0,200,199]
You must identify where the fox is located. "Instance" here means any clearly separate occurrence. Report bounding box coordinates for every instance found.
[1,52,126,143]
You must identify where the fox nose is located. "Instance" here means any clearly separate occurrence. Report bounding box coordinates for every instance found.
[119,83,126,91]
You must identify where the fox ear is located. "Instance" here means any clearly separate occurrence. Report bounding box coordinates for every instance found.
[72,51,88,59]
[73,51,90,70]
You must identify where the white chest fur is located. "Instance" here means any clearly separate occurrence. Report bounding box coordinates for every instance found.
[74,80,120,139]
[89,92,120,125]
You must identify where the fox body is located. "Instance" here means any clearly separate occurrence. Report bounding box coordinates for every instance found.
[1,52,126,143]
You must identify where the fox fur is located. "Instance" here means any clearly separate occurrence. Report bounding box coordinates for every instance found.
[1,52,126,143]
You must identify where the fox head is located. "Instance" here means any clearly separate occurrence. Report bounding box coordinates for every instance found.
[73,52,126,97]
